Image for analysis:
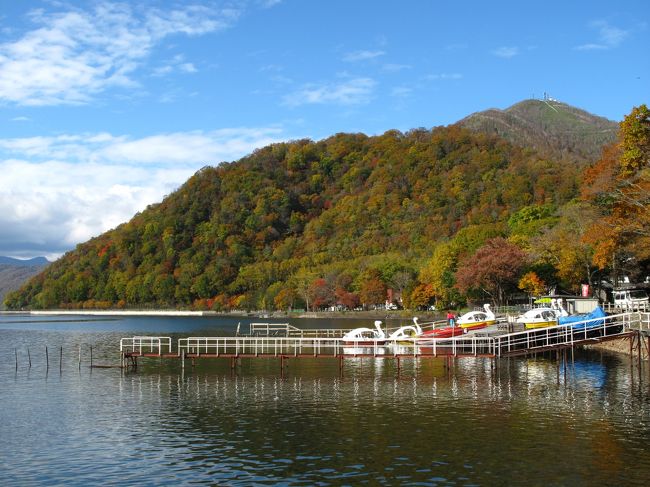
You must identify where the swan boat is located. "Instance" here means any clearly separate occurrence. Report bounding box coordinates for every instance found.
[387,317,423,344]
[516,299,568,329]
[341,320,386,346]
[457,304,496,331]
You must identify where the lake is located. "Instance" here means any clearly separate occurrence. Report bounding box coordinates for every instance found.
[1,314,649,485]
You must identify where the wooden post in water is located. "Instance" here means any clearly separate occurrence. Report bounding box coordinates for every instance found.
[637,332,642,375]
[59,346,63,372]
[90,346,93,368]
[78,345,81,370]
[46,346,49,370]
[28,348,32,368]
[15,348,18,370]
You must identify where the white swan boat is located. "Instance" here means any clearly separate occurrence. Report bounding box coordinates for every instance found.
[387,317,423,344]
[341,320,386,345]
[457,304,496,330]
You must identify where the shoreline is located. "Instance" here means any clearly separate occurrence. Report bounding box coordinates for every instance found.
[0,309,439,320]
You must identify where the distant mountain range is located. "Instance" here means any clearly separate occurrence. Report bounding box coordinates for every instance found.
[0,256,50,267]
[458,99,618,162]
[0,257,49,309]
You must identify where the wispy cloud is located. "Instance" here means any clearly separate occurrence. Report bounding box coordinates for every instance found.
[575,20,629,50]
[283,78,376,107]
[259,0,283,8]
[492,46,519,58]
[0,3,238,106]
[382,63,411,73]
[11,116,30,122]
[391,86,413,98]
[342,50,385,62]
[0,127,287,257]
[152,54,198,77]
[423,73,463,81]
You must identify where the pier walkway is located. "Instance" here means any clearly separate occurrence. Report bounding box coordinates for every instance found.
[119,312,649,367]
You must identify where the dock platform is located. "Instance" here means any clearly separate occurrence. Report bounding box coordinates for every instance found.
[119,311,650,369]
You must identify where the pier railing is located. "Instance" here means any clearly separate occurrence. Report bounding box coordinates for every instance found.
[602,302,650,313]
[120,336,172,355]
[638,312,650,332]
[247,322,350,338]
[179,336,387,357]
[493,311,634,356]
[120,312,639,360]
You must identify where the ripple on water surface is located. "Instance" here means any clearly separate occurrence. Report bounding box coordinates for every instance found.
[0,319,649,485]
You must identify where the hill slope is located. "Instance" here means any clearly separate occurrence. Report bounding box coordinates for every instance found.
[458,99,618,162]
[0,259,48,309]
[5,123,585,310]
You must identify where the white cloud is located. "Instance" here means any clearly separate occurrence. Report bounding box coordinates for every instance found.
[0,127,288,258]
[0,3,237,106]
[259,0,283,8]
[382,63,411,73]
[179,63,197,73]
[492,46,519,58]
[283,78,376,107]
[342,50,385,62]
[423,73,463,81]
[391,86,412,98]
[575,20,629,50]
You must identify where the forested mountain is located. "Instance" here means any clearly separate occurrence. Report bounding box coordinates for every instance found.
[0,258,48,309]
[7,102,647,311]
[459,99,618,162]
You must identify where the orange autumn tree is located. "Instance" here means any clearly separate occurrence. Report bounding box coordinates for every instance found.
[583,105,650,278]
[518,271,546,298]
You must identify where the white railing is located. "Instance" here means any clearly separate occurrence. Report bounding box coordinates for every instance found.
[637,312,650,332]
[602,302,650,313]
[493,312,633,356]
[247,322,350,338]
[178,336,372,357]
[119,336,172,355]
[120,313,638,360]
[176,335,498,358]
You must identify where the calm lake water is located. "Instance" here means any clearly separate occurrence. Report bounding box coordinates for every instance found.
[1,314,649,485]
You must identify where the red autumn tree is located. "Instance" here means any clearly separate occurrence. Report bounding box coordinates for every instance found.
[455,237,527,306]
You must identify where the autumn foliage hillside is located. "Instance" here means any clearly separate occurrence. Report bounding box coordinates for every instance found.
[7,103,647,311]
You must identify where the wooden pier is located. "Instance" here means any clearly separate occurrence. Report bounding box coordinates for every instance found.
[120,311,650,370]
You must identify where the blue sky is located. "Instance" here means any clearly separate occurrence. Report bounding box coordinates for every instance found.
[0,0,648,259]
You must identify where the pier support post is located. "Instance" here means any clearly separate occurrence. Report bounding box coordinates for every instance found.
[28,348,32,368]
[46,346,49,371]
[90,346,93,368]
[15,348,17,370]
[181,349,185,370]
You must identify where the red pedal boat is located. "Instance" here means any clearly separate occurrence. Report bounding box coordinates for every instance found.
[419,326,464,339]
